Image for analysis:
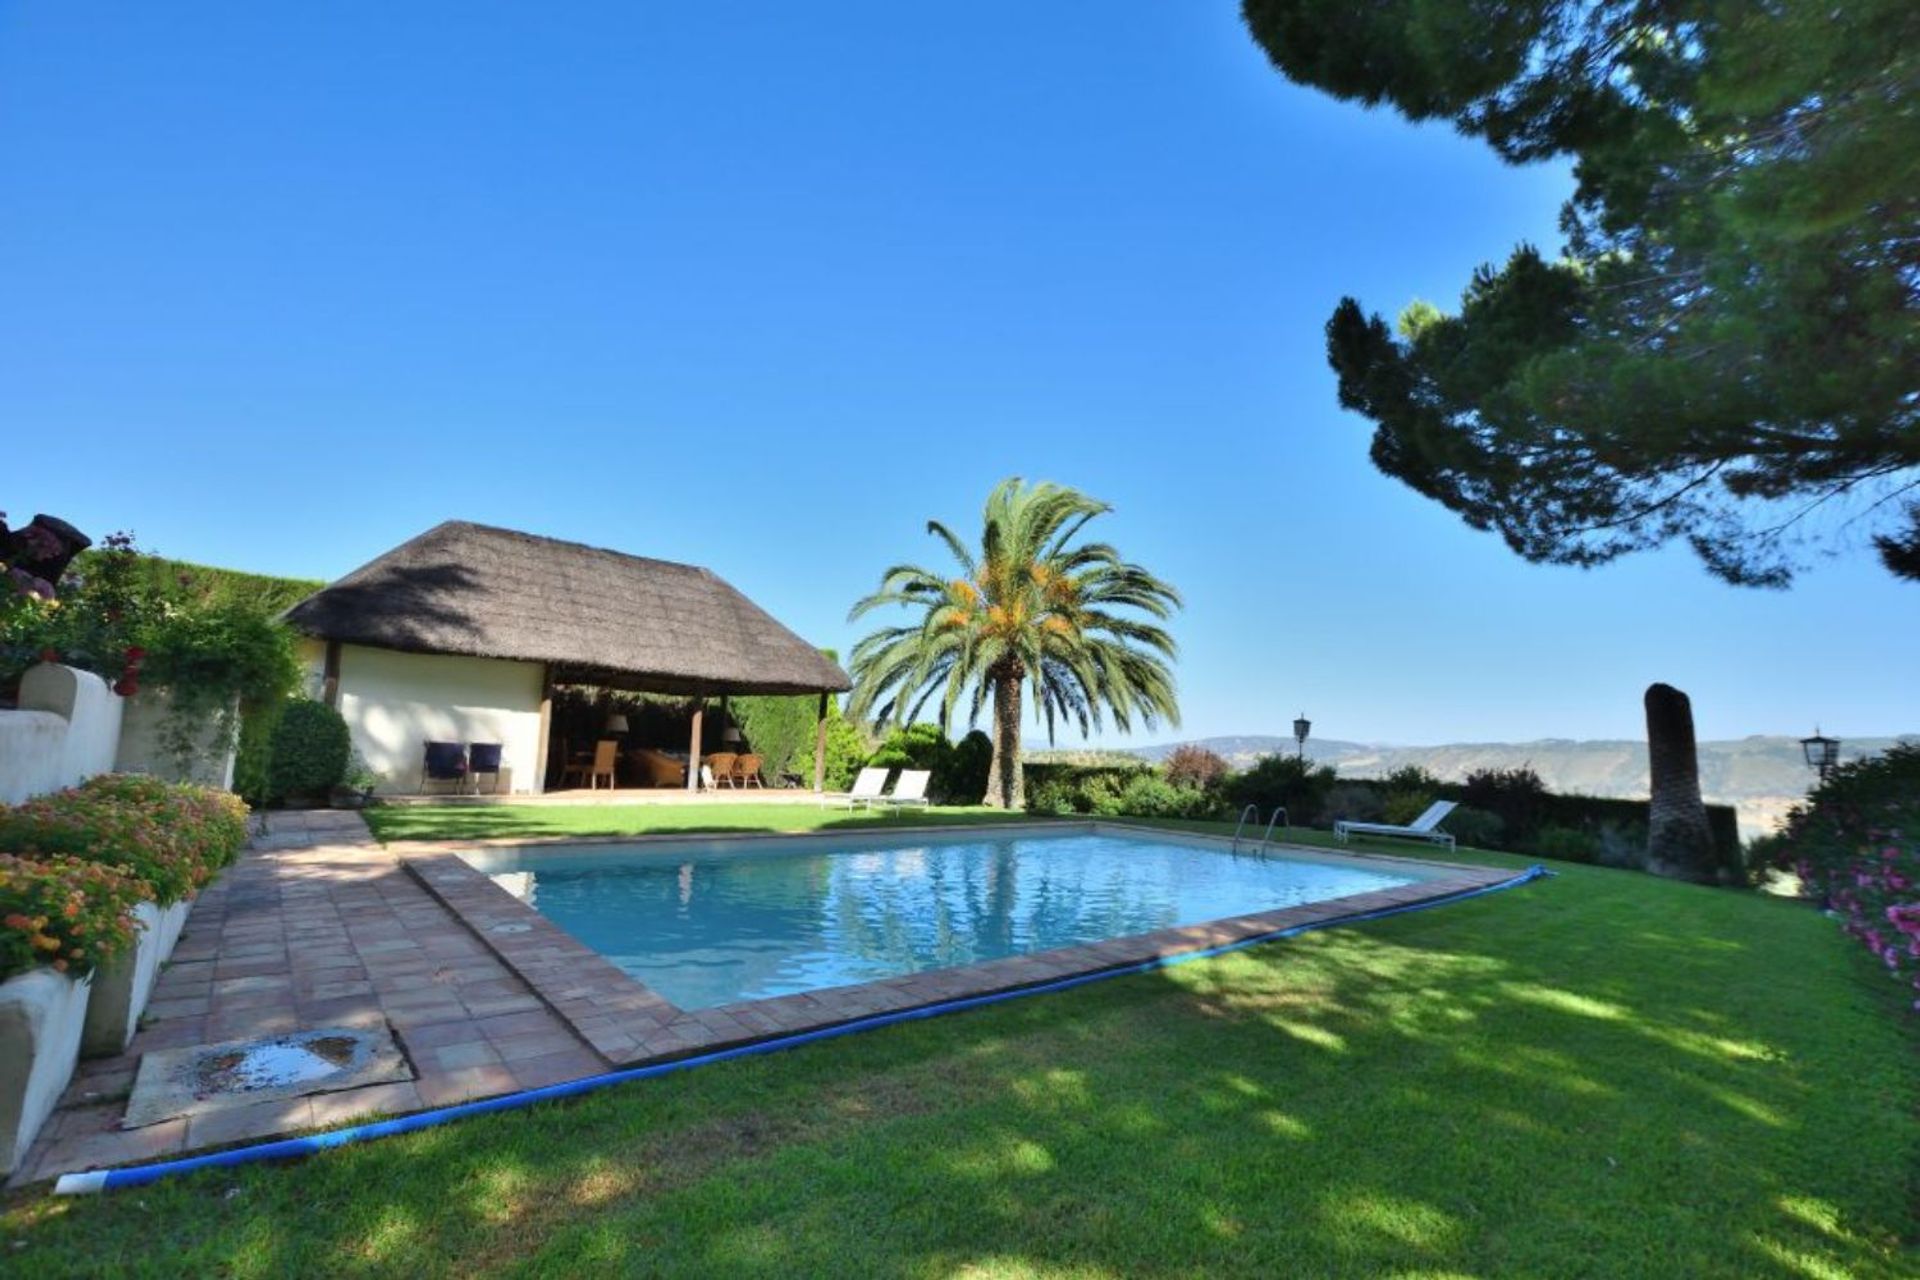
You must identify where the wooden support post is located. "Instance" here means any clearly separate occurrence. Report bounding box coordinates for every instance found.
[687,699,705,791]
[812,691,828,793]
[321,641,342,709]
[533,667,553,795]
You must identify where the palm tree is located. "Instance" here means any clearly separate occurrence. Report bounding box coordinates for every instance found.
[847,478,1181,808]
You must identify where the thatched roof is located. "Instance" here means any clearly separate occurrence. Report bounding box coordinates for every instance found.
[284,522,850,696]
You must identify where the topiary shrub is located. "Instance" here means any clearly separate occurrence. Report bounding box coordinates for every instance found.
[266,699,351,804]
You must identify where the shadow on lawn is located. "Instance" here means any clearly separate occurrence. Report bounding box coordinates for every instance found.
[7,866,1910,1277]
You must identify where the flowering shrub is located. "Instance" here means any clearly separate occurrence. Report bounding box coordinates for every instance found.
[0,854,145,981]
[0,775,249,906]
[1768,743,1920,1009]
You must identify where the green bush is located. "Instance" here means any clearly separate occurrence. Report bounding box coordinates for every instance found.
[785,717,869,792]
[1461,766,1549,844]
[1223,755,1337,824]
[1021,767,1219,820]
[944,731,993,804]
[1024,777,1073,815]
[0,855,146,981]
[1381,788,1438,825]
[1440,805,1505,851]
[0,775,249,907]
[1533,825,1604,864]
[267,699,351,803]
[1323,783,1386,825]
[1111,773,1219,819]
[729,692,822,786]
[1378,764,1443,793]
[232,698,284,805]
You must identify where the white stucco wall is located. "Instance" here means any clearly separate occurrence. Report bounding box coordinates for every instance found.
[334,645,545,794]
[0,664,124,804]
[114,688,239,790]
[0,969,92,1176]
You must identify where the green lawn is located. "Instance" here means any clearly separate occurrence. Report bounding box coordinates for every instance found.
[6,821,1916,1277]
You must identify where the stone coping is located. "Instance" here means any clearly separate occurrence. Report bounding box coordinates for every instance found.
[401,822,1518,1068]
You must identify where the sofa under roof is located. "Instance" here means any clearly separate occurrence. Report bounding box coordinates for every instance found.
[283,521,851,697]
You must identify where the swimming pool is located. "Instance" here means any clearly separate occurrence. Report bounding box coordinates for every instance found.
[455,827,1435,1011]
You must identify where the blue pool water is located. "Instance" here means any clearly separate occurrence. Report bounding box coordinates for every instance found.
[458,828,1425,1011]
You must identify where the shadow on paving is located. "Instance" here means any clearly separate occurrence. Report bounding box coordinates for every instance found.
[4,863,1913,1278]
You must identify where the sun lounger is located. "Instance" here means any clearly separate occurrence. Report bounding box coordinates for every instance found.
[822,766,892,809]
[1333,800,1459,852]
[878,769,931,810]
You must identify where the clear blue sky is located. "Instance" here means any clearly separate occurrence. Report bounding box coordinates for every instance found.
[4,3,1913,748]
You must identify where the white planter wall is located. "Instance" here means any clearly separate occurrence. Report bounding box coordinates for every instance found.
[80,899,192,1057]
[114,688,239,790]
[0,969,92,1177]
[0,664,123,804]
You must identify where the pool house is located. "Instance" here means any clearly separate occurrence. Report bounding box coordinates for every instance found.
[281,520,851,797]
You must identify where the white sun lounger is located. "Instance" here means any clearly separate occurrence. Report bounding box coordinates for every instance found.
[879,769,932,810]
[823,766,892,810]
[1334,800,1459,852]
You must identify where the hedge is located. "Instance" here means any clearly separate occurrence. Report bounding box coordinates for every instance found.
[1018,761,1742,871]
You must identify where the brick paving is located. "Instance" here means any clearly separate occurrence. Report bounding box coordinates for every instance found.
[12,810,601,1186]
[12,813,1518,1187]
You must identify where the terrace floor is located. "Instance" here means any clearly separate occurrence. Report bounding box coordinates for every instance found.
[11,810,603,1186]
[12,810,1510,1187]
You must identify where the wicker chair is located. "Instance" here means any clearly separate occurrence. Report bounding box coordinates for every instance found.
[706,751,739,788]
[733,754,763,788]
[561,740,619,790]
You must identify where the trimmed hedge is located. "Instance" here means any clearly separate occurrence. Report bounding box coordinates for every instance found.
[266,699,351,802]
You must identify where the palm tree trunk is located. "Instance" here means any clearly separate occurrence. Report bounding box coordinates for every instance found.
[982,669,1025,809]
[1644,682,1718,883]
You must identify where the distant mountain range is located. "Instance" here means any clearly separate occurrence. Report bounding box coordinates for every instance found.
[1109,734,1915,838]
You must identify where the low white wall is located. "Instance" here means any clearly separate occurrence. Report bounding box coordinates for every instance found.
[114,688,239,790]
[0,664,124,804]
[0,710,67,805]
[336,645,545,795]
[80,899,192,1057]
[0,969,92,1177]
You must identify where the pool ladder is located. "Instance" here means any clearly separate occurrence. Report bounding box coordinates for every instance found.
[1229,804,1289,853]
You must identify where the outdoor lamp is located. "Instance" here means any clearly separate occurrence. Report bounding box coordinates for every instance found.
[1800,728,1840,779]
[606,713,630,735]
[723,727,744,745]
[1293,713,1311,760]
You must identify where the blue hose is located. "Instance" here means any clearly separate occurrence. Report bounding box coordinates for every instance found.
[54,863,1552,1195]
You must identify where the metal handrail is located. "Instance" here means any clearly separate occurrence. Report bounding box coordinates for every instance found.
[1257,806,1289,850]
[1229,804,1259,852]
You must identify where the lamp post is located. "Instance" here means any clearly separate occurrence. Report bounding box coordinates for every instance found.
[1799,728,1840,783]
[1293,713,1311,762]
